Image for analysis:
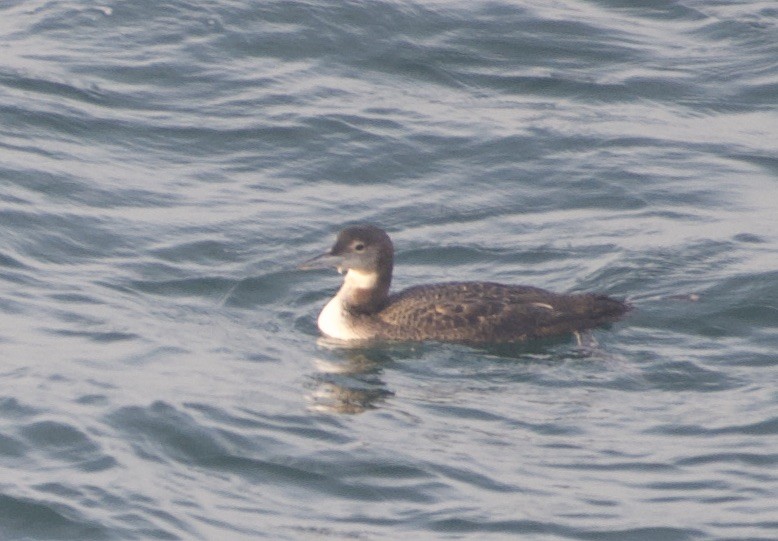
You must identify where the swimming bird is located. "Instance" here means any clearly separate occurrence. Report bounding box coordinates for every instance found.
[299,225,629,343]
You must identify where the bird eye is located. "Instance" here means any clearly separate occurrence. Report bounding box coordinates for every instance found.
[354,243,365,252]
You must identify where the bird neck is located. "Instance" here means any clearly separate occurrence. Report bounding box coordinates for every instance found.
[337,267,391,315]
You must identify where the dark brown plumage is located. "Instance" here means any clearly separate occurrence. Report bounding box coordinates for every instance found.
[378,282,628,342]
[300,225,629,344]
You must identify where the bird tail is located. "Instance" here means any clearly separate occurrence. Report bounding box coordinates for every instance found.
[586,294,631,323]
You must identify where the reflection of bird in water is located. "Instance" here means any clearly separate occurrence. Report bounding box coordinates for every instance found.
[307,350,394,414]
[300,225,629,344]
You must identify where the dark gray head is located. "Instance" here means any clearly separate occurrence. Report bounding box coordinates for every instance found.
[299,225,394,313]
[299,225,393,275]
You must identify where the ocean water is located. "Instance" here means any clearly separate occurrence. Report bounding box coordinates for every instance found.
[1,0,777,539]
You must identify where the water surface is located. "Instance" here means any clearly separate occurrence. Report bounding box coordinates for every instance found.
[1,1,777,539]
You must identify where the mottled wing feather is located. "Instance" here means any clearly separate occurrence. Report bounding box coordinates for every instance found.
[377,282,627,343]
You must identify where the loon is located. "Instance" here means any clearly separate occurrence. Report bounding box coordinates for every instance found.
[299,225,629,343]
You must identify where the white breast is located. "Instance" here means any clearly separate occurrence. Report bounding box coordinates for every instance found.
[316,269,381,341]
[317,296,360,340]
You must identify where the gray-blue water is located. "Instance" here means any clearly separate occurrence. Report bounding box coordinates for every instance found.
[2,1,777,539]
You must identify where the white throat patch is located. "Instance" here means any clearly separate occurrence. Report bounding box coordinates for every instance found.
[342,268,378,290]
